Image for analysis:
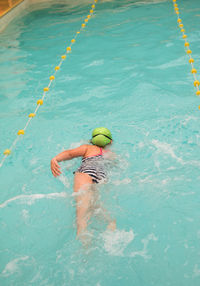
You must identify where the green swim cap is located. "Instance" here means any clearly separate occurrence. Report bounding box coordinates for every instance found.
[91,127,112,147]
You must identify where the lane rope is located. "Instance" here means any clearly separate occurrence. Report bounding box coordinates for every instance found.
[172,0,200,107]
[0,0,98,168]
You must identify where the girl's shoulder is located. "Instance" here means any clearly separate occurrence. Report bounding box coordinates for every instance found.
[81,144,92,150]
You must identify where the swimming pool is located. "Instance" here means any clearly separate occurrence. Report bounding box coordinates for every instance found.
[1,0,200,285]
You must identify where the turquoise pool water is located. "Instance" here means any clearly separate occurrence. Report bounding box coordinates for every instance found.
[1,0,200,285]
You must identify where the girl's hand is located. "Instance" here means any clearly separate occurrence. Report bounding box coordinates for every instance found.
[51,158,61,177]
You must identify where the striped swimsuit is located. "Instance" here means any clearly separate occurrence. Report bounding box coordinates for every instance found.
[75,148,107,184]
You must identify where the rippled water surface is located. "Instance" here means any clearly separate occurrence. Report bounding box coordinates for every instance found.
[1,0,200,285]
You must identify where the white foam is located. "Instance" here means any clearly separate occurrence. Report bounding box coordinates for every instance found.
[152,139,200,168]
[130,233,158,260]
[138,142,145,148]
[65,75,80,81]
[71,189,87,197]
[164,245,170,253]
[1,256,29,277]
[58,174,70,188]
[186,160,200,168]
[138,174,154,183]
[148,56,186,70]
[0,192,68,208]
[152,139,184,164]
[85,60,104,68]
[193,264,200,277]
[113,178,131,186]
[102,229,134,256]
[22,209,29,221]
[181,115,198,126]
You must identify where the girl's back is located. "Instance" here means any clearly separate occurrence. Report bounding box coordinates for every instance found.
[83,145,106,158]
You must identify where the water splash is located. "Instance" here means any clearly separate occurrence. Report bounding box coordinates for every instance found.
[1,256,29,277]
[0,192,68,208]
[152,139,184,164]
[101,229,135,256]
[130,233,158,260]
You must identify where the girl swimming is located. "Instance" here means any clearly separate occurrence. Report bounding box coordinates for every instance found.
[50,127,116,239]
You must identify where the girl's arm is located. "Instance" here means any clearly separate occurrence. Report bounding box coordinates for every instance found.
[51,145,88,177]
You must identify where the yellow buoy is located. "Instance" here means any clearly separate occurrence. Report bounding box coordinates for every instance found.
[77,31,80,34]
[189,58,194,63]
[37,99,43,105]
[71,39,76,43]
[177,18,181,23]
[82,23,86,28]
[183,35,187,39]
[43,87,49,92]
[90,9,94,13]
[55,66,60,70]
[194,81,200,87]
[175,8,179,12]
[61,55,66,59]
[176,11,179,15]
[95,0,98,2]
[4,149,11,155]
[92,4,95,8]
[187,49,192,54]
[181,29,185,33]
[184,42,189,47]
[174,3,178,7]
[191,68,197,73]
[49,76,55,80]
[85,19,88,23]
[17,130,25,135]
[28,113,35,118]
[196,91,200,96]
[179,24,183,28]
[66,47,71,52]
[173,0,176,2]
[87,15,91,19]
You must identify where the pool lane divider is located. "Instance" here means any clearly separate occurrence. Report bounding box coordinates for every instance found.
[0,0,98,168]
[172,0,200,107]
